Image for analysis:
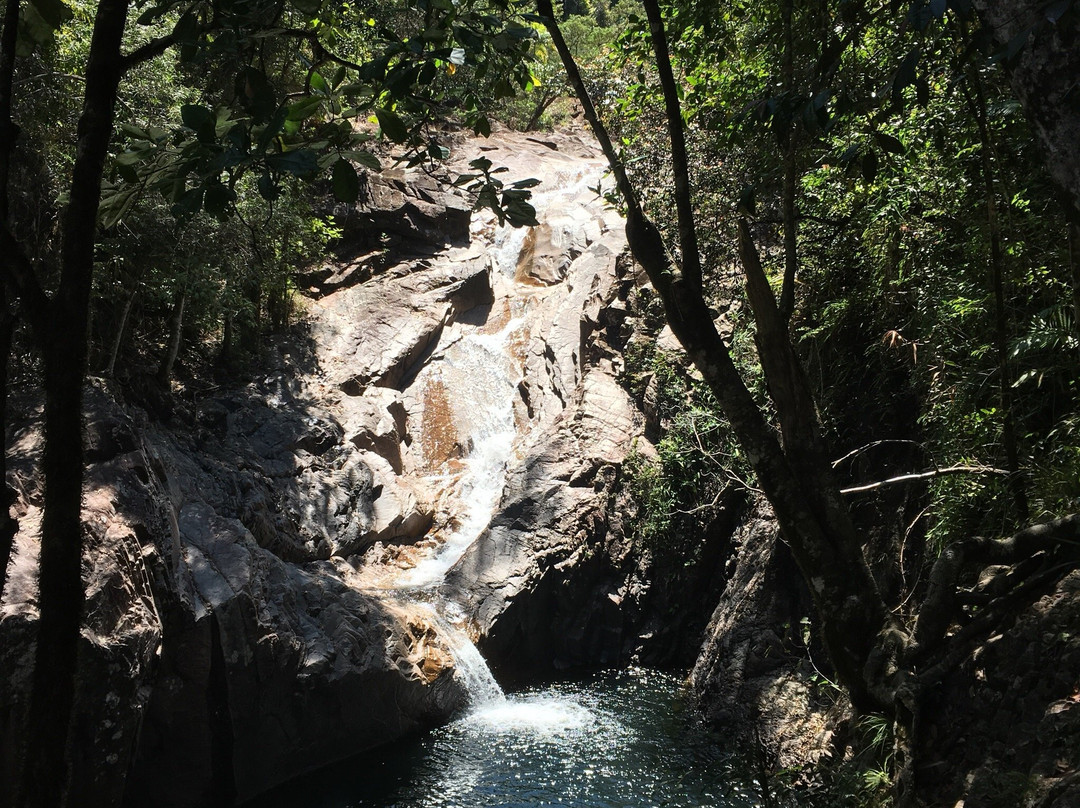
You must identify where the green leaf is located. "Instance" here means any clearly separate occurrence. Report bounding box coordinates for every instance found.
[342,149,382,170]
[861,150,879,183]
[375,108,409,142]
[332,157,360,203]
[181,104,216,143]
[891,48,920,109]
[287,96,324,121]
[257,172,281,201]
[873,132,905,155]
[267,149,318,176]
[473,115,491,138]
[171,187,205,220]
[18,4,59,53]
[289,0,321,15]
[204,182,236,219]
[241,68,277,123]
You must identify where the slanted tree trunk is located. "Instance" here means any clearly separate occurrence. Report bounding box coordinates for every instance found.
[157,289,186,384]
[537,0,896,714]
[103,287,135,378]
[525,92,558,132]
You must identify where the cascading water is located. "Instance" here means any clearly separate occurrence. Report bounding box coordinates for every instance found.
[396,317,522,591]
[255,137,760,808]
[387,165,606,712]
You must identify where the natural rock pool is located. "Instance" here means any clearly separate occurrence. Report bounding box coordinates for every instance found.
[254,668,760,808]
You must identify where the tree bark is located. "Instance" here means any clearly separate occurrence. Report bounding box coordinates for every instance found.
[537,0,894,713]
[973,0,1080,218]
[16,0,130,803]
[157,289,186,384]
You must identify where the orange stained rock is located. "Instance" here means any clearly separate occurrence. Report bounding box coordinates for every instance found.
[419,377,461,470]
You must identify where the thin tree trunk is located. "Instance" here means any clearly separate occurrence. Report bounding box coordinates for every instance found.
[964,74,1027,521]
[17,0,130,803]
[525,92,557,132]
[536,0,895,713]
[777,0,798,321]
[103,288,134,378]
[219,310,233,366]
[157,289,185,384]
[640,0,703,293]
[0,0,20,600]
[1070,222,1080,354]
[0,292,14,597]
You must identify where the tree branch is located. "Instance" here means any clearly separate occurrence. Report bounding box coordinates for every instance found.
[120,33,176,72]
[641,0,702,292]
[832,439,926,468]
[273,27,366,72]
[840,465,1009,495]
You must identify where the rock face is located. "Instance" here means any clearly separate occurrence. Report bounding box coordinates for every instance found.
[438,135,733,677]
[687,500,844,771]
[0,382,469,807]
[4,126,724,807]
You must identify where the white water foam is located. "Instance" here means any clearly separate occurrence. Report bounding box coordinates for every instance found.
[462,696,596,734]
[397,319,522,590]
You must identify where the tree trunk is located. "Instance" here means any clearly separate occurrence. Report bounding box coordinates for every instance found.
[1071,222,1080,353]
[219,310,233,367]
[16,0,130,803]
[963,72,1027,520]
[157,289,186,384]
[777,0,798,321]
[536,0,895,713]
[0,0,21,600]
[103,288,134,378]
[525,92,557,132]
[0,295,14,597]
[973,0,1080,218]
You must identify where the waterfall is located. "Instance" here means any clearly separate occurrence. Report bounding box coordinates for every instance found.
[388,259,526,708]
[442,624,505,706]
[397,317,521,590]
[384,159,608,712]
[413,602,505,706]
